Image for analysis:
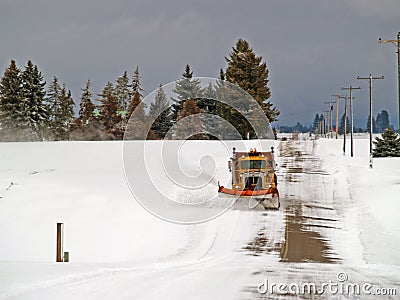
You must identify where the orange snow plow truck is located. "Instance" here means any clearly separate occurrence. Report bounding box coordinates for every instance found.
[218,147,280,209]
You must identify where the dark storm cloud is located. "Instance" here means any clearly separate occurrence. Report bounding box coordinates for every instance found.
[1,0,399,128]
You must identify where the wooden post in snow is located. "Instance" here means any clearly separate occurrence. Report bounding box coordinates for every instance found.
[56,223,64,262]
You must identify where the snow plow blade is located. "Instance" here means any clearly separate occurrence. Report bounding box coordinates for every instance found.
[218,185,280,210]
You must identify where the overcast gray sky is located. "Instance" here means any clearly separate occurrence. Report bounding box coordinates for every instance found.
[1,0,399,128]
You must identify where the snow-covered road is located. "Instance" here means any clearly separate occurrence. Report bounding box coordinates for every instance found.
[0,137,399,299]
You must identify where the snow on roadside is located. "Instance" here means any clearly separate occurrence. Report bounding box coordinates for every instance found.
[315,135,400,265]
[0,141,192,263]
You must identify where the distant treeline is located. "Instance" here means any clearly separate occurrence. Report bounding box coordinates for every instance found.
[278,110,393,134]
[276,122,312,133]
[0,39,280,142]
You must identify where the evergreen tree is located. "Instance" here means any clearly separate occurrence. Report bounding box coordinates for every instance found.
[213,77,253,139]
[52,84,74,140]
[177,99,201,122]
[149,84,171,139]
[173,99,202,139]
[373,127,400,157]
[46,77,75,140]
[312,113,320,133]
[381,110,390,130]
[375,110,390,133]
[78,79,95,125]
[125,91,147,140]
[171,65,202,122]
[47,76,61,124]
[115,71,131,111]
[214,73,232,139]
[224,39,279,122]
[126,91,145,121]
[177,100,200,118]
[69,79,99,140]
[131,66,144,98]
[195,83,220,139]
[20,61,48,141]
[123,67,145,136]
[98,81,115,106]
[99,93,122,139]
[0,60,23,141]
[97,81,122,138]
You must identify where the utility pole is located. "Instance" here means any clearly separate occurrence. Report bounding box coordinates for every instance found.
[331,94,343,139]
[341,86,360,157]
[323,110,330,138]
[338,95,348,155]
[330,104,333,138]
[379,32,400,131]
[319,115,323,137]
[357,74,384,167]
[324,101,334,138]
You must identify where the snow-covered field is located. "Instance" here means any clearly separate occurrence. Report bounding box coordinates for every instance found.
[0,136,399,299]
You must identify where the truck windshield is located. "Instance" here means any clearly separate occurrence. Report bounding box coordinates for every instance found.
[241,160,266,170]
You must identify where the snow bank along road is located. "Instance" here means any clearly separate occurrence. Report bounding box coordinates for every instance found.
[0,137,399,299]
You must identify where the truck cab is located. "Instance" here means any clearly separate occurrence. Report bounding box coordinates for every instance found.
[229,147,277,191]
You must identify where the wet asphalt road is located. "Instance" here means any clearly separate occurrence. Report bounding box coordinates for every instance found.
[241,138,399,299]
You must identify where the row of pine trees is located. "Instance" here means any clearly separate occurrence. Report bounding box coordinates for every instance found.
[0,39,280,142]
[0,60,145,142]
[312,110,391,135]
